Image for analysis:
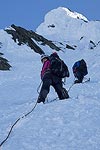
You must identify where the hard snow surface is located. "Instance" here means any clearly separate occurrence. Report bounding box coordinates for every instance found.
[0,7,100,150]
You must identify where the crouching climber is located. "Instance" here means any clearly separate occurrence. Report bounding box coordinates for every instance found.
[72,59,88,84]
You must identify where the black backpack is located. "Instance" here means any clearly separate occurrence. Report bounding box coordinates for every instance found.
[49,54,69,78]
[73,59,88,76]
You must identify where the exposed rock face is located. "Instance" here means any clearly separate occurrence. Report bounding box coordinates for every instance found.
[0,42,2,48]
[0,42,11,70]
[0,56,11,70]
[89,40,96,49]
[5,24,61,54]
[66,44,75,50]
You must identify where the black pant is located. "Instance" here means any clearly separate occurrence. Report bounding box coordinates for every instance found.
[74,71,84,83]
[38,73,69,103]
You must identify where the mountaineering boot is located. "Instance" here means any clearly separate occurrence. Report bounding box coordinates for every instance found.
[37,89,49,104]
[37,96,45,104]
[60,88,69,100]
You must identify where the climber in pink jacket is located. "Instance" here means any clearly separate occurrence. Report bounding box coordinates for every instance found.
[37,53,69,104]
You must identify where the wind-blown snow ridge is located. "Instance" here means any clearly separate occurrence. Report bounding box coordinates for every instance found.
[57,7,88,21]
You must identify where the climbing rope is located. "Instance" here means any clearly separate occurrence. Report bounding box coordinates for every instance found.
[68,77,76,92]
[0,80,75,147]
[0,100,38,148]
[67,82,75,92]
[37,81,42,94]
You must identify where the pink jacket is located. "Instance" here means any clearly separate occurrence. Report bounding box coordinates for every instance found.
[41,60,51,79]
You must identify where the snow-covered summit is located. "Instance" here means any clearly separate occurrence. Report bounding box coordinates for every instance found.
[36,7,100,42]
[36,7,88,37]
[46,7,88,22]
[61,7,88,21]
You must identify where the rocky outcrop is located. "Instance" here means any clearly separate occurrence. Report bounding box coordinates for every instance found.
[5,24,61,54]
[0,56,11,70]
[0,42,11,70]
[0,42,2,48]
[66,44,75,50]
[89,40,96,49]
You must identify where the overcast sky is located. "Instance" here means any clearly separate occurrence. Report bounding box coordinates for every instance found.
[0,0,100,31]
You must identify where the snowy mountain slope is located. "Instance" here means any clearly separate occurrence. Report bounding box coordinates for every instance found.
[0,7,100,150]
[36,7,100,43]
